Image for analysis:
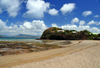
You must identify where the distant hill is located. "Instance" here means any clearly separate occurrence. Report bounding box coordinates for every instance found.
[11,34,40,39]
[0,35,4,37]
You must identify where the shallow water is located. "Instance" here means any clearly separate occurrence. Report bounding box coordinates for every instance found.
[0,37,43,43]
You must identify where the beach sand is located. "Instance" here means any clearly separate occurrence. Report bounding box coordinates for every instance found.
[0,40,100,68]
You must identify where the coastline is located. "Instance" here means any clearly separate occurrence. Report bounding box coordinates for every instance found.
[0,40,79,68]
[0,40,100,68]
[11,40,100,68]
[0,40,65,56]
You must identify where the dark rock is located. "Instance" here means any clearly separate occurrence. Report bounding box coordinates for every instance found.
[0,44,7,48]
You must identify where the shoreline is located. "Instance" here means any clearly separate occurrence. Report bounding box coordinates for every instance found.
[0,40,100,68]
[11,40,100,68]
[0,40,81,68]
[0,40,65,57]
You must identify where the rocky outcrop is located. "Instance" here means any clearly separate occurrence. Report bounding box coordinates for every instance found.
[40,27,96,40]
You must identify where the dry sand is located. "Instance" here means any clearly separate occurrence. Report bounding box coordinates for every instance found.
[0,40,100,68]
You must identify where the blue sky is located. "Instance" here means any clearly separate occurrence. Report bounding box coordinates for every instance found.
[0,0,100,36]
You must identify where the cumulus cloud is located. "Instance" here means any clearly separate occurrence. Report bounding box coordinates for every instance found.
[71,17,79,24]
[0,19,47,36]
[79,20,85,26]
[0,19,6,29]
[51,23,58,27]
[88,20,97,25]
[31,20,47,30]
[94,15,99,18]
[23,0,50,19]
[98,22,100,25]
[0,0,21,17]
[23,22,32,29]
[48,8,59,16]
[82,11,92,17]
[61,24,77,30]
[53,24,100,33]
[60,3,75,14]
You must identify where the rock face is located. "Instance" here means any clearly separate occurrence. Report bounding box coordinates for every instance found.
[40,27,95,40]
[40,27,65,40]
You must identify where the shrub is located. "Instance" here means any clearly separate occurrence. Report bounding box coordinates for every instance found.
[98,33,100,37]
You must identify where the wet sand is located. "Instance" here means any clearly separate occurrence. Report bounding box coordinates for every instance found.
[0,40,100,68]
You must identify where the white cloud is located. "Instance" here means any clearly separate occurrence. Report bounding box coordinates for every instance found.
[94,15,99,18]
[60,3,75,14]
[61,24,77,30]
[61,25,90,31]
[99,22,100,25]
[48,8,59,16]
[93,27,98,30]
[31,20,47,30]
[79,20,85,26]
[23,22,32,29]
[92,27,99,33]
[53,24,100,33]
[88,20,97,25]
[0,19,47,36]
[82,11,92,17]
[0,0,21,17]
[19,25,25,29]
[51,23,58,27]
[71,17,79,24]
[0,19,6,29]
[0,18,100,36]
[23,0,50,19]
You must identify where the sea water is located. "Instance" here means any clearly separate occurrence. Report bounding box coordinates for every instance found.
[0,37,43,43]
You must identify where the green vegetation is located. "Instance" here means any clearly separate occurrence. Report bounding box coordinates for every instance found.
[98,33,100,37]
[40,27,100,40]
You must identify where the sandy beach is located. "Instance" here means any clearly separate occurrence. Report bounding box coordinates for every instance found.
[0,40,100,68]
[1,0,100,68]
